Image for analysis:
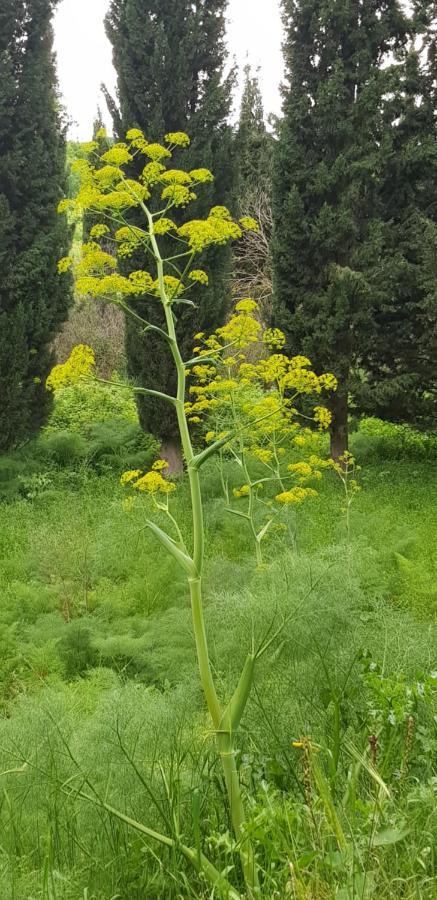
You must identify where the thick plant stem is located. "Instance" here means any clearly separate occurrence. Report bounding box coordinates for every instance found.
[144,207,260,895]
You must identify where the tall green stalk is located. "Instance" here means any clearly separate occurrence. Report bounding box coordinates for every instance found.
[143,204,260,895]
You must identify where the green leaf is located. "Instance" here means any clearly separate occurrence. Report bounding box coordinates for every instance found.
[146,520,196,576]
[372,826,410,847]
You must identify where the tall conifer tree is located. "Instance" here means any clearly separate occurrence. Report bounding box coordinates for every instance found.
[358,18,437,426]
[236,64,272,201]
[272,0,436,457]
[0,0,72,451]
[105,0,236,440]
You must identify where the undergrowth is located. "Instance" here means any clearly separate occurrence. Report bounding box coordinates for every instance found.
[0,420,436,897]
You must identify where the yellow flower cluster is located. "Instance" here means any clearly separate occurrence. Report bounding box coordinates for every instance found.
[263,327,286,350]
[275,487,318,504]
[58,256,73,273]
[77,243,117,276]
[190,168,214,183]
[46,345,95,391]
[233,484,250,498]
[101,144,133,166]
[189,269,209,285]
[90,224,110,239]
[120,460,175,495]
[165,132,190,147]
[161,183,197,206]
[178,209,242,252]
[154,218,176,235]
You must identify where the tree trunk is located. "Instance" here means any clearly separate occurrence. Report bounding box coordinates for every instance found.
[330,389,349,461]
[160,438,183,474]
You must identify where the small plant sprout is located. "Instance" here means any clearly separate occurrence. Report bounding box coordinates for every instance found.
[330,450,361,538]
[52,128,337,897]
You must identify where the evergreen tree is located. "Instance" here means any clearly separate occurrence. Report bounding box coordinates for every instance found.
[105,0,236,441]
[272,0,426,458]
[236,64,272,201]
[0,0,72,451]
[234,65,274,309]
[357,19,437,426]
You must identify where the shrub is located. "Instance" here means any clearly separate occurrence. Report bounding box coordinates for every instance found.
[353,416,437,461]
[46,378,138,437]
[86,420,159,473]
[36,430,88,467]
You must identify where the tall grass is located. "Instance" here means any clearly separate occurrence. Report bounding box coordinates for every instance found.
[0,451,436,896]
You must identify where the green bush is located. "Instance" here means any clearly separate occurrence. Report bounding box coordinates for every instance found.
[46,378,138,437]
[36,430,88,467]
[352,416,437,460]
[86,420,159,473]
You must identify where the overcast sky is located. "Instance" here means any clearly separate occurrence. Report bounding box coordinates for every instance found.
[53,0,284,141]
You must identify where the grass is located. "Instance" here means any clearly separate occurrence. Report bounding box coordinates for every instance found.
[0,440,436,897]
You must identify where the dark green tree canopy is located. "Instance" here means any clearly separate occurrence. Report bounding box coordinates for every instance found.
[272,0,435,456]
[0,0,72,451]
[236,63,272,200]
[104,0,237,441]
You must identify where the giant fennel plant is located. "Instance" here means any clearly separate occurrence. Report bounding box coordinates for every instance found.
[50,129,337,898]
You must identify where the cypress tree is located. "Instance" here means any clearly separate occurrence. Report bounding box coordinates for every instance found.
[236,64,272,201]
[105,0,236,441]
[234,65,274,308]
[0,0,72,452]
[272,0,415,458]
[357,19,437,426]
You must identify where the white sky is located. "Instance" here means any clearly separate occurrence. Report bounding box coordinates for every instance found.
[54,0,284,141]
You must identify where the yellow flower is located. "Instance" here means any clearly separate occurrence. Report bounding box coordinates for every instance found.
[126,128,144,141]
[81,140,99,154]
[90,223,110,239]
[189,269,209,285]
[115,225,145,242]
[165,131,190,147]
[95,127,107,140]
[239,216,260,232]
[288,462,313,478]
[46,345,95,391]
[76,276,101,296]
[58,199,74,214]
[101,144,133,166]
[151,275,183,299]
[129,270,154,293]
[263,327,286,350]
[141,162,166,184]
[134,471,176,494]
[178,213,242,252]
[145,143,172,161]
[120,469,142,485]
[57,257,73,273]
[313,406,332,430]
[233,484,250,498]
[251,448,273,465]
[161,184,197,206]
[94,165,123,187]
[190,168,214,183]
[235,298,258,313]
[275,487,318,504]
[77,246,117,276]
[154,218,176,235]
[152,460,169,471]
[161,169,192,185]
[205,431,215,443]
[96,273,138,296]
[318,372,338,391]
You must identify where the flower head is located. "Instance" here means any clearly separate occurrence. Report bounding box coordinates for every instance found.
[46,345,95,391]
